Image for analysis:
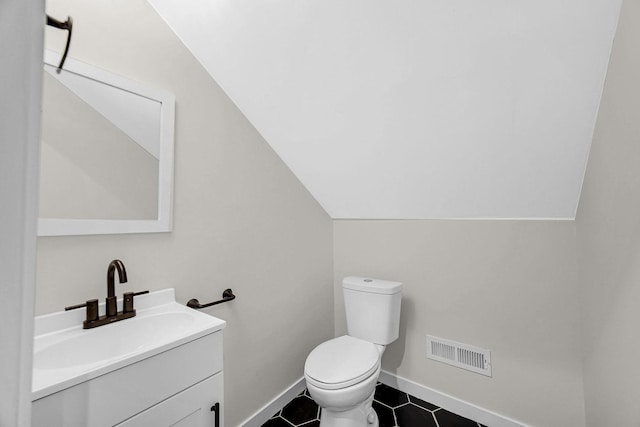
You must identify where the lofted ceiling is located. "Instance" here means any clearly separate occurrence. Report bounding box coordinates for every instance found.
[148,0,622,219]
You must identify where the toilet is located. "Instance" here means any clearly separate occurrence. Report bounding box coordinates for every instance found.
[304,276,402,427]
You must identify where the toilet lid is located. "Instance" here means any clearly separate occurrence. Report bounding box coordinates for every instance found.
[304,335,380,390]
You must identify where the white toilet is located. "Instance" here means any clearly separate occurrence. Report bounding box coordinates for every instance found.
[304,276,402,427]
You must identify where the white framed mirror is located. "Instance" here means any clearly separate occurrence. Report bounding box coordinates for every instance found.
[38,50,175,236]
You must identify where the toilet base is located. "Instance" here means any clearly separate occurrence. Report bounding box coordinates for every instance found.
[318,390,378,427]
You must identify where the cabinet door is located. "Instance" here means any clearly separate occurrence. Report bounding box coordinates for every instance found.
[116,373,223,427]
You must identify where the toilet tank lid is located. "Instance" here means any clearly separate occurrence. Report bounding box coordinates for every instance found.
[342,276,402,295]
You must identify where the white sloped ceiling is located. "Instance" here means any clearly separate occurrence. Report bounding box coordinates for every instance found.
[148,0,622,219]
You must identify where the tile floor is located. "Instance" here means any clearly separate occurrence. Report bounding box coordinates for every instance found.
[262,383,487,427]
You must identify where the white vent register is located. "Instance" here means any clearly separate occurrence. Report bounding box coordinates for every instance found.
[426,335,492,377]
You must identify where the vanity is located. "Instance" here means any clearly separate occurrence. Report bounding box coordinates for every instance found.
[32,289,225,427]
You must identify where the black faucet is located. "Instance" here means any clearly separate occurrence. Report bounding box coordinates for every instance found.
[64,259,149,329]
[106,259,127,317]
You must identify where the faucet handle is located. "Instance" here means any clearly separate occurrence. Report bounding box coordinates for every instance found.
[123,292,134,313]
[122,290,149,314]
[85,299,99,322]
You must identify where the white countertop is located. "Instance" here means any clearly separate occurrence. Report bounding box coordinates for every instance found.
[32,288,226,400]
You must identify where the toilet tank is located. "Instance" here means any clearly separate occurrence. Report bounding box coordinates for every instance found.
[343,277,402,345]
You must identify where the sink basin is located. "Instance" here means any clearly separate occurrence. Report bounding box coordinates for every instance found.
[34,312,195,370]
[32,289,225,400]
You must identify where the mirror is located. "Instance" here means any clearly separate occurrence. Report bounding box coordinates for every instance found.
[38,50,175,236]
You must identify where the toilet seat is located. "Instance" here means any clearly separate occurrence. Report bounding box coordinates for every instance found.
[304,335,380,391]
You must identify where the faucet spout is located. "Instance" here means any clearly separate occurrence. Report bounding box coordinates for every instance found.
[107,259,128,298]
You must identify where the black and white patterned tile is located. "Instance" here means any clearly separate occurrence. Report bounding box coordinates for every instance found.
[262,383,487,427]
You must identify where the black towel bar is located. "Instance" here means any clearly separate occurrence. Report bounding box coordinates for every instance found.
[46,14,73,73]
[187,289,235,309]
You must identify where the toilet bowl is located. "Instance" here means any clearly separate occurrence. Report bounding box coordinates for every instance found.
[304,336,383,427]
[304,277,402,427]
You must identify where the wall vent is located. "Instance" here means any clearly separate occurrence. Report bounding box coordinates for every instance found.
[426,335,492,377]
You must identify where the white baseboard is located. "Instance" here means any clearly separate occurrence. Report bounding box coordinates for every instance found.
[240,377,306,427]
[379,371,529,427]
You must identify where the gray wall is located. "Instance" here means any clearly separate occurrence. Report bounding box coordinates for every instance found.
[576,0,640,425]
[334,220,585,426]
[37,1,334,425]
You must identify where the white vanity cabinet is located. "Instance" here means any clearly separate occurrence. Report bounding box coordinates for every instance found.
[32,289,226,427]
[32,331,224,427]
[117,372,222,427]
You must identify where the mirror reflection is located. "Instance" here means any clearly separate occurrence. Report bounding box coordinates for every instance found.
[40,69,160,220]
[38,51,175,236]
